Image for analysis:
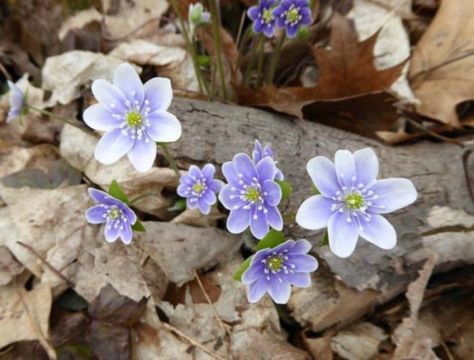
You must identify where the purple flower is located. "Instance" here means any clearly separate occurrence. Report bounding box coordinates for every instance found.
[273,0,312,38]
[248,0,278,38]
[177,164,223,215]
[83,63,182,173]
[7,81,25,123]
[252,139,284,181]
[219,153,283,239]
[85,188,137,244]
[296,148,417,258]
[189,2,211,35]
[242,239,318,304]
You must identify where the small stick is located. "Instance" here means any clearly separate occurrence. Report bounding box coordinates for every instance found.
[161,322,227,360]
[17,241,74,287]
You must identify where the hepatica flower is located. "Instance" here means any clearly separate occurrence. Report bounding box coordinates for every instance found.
[188,2,211,35]
[85,188,137,244]
[219,153,283,239]
[273,0,312,38]
[242,239,318,304]
[252,139,284,181]
[6,80,26,123]
[248,0,278,38]
[296,148,417,258]
[177,164,223,215]
[83,63,182,172]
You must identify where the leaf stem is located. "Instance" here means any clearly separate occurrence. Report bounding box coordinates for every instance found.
[27,105,94,135]
[207,0,227,100]
[267,33,285,84]
[159,143,181,178]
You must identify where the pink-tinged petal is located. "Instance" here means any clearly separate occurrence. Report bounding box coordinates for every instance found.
[202,163,215,179]
[83,103,121,131]
[94,128,134,165]
[268,281,291,304]
[247,278,268,303]
[354,148,379,186]
[296,195,334,230]
[368,178,417,214]
[147,111,182,143]
[143,77,173,111]
[119,221,133,245]
[127,139,156,172]
[227,208,250,234]
[250,210,269,239]
[262,180,282,206]
[288,254,318,272]
[85,205,107,224]
[221,162,240,187]
[202,190,216,205]
[328,212,360,258]
[91,79,128,113]
[282,272,311,287]
[307,156,340,197]
[335,150,356,189]
[198,198,211,214]
[233,153,258,184]
[104,220,120,243]
[218,185,240,209]
[360,214,397,250]
[266,206,283,230]
[113,63,144,105]
[256,157,276,182]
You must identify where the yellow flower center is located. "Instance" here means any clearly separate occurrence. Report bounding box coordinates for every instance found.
[126,111,143,127]
[108,207,121,219]
[267,255,284,271]
[245,187,261,203]
[345,193,365,210]
[193,183,205,193]
[286,8,299,23]
[262,8,273,23]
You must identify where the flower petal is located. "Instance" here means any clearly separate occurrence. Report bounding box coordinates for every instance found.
[286,24,299,38]
[88,188,112,203]
[95,128,134,165]
[266,206,283,230]
[198,198,211,215]
[288,239,312,254]
[250,210,269,239]
[104,220,120,243]
[268,281,291,304]
[368,178,417,214]
[262,180,282,206]
[127,139,157,172]
[247,5,260,21]
[354,148,379,187]
[360,214,397,250]
[247,278,268,303]
[143,77,173,111]
[327,211,360,258]
[202,163,215,179]
[119,221,133,245]
[242,258,265,284]
[208,179,223,193]
[147,111,182,143]
[256,157,276,182]
[335,150,356,189]
[296,195,334,230]
[113,63,144,105]
[202,190,216,205]
[233,153,258,184]
[307,156,340,197]
[85,205,107,224]
[288,254,318,273]
[227,208,250,234]
[221,161,240,187]
[91,79,128,113]
[282,272,311,287]
[218,185,240,209]
[83,103,121,131]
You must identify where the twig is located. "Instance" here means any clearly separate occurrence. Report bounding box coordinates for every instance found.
[403,116,463,146]
[161,322,227,360]
[16,241,74,287]
[159,143,181,178]
[193,270,231,339]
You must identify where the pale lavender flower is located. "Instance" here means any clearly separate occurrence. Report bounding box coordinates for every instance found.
[242,239,318,304]
[189,2,211,35]
[219,153,283,239]
[7,80,25,123]
[252,139,284,181]
[177,164,223,215]
[83,63,182,172]
[273,0,312,38]
[296,148,417,258]
[247,0,278,38]
[85,188,137,244]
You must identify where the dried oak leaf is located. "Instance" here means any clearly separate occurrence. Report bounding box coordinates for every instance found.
[236,14,405,136]
[408,0,474,127]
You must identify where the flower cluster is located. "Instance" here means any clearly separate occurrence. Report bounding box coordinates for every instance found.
[248,0,312,38]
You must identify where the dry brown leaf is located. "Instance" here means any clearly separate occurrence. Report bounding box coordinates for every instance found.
[171,207,225,227]
[409,0,474,126]
[0,246,23,286]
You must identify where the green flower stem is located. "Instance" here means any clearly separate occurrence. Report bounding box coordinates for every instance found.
[159,143,181,178]
[27,105,94,135]
[243,35,259,86]
[129,192,162,205]
[207,0,228,100]
[267,33,285,84]
[256,35,265,86]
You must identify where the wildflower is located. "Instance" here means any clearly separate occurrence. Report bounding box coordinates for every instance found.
[85,188,138,244]
[273,0,312,38]
[188,2,211,35]
[248,0,278,38]
[219,153,283,239]
[83,63,181,172]
[242,239,318,303]
[177,164,223,215]
[296,148,417,258]
[252,139,284,181]
[6,81,26,123]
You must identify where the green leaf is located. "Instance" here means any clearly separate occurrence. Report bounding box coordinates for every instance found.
[318,232,329,247]
[132,219,146,232]
[108,180,129,204]
[257,230,286,250]
[168,198,187,212]
[233,256,253,281]
[276,180,293,202]
[312,185,321,195]
[196,54,210,67]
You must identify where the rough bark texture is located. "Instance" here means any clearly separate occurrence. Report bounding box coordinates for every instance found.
[168,98,474,326]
